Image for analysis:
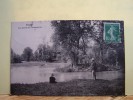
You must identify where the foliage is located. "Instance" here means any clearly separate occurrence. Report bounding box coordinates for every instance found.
[51,21,95,64]
[51,20,125,71]
[11,49,22,63]
[22,47,33,62]
[33,44,57,62]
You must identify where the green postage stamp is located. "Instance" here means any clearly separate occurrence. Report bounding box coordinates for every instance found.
[104,22,121,43]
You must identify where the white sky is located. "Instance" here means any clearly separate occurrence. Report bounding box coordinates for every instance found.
[11,21,54,55]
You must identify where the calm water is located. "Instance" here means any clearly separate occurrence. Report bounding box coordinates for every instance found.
[11,65,123,84]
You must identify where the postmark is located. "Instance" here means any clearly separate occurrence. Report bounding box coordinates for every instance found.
[104,22,121,43]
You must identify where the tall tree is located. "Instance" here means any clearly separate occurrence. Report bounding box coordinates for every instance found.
[52,20,101,66]
[22,47,33,62]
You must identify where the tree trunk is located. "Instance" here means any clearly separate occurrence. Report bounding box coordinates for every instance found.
[99,44,103,63]
[70,51,78,68]
[82,36,86,55]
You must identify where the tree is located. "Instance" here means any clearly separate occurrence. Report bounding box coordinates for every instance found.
[34,44,57,62]
[51,20,101,67]
[34,50,39,61]
[22,47,33,62]
[52,21,82,66]
[11,49,22,63]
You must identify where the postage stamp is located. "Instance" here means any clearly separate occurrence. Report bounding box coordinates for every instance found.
[104,22,121,43]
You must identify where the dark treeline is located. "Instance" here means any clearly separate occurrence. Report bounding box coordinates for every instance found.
[11,44,60,63]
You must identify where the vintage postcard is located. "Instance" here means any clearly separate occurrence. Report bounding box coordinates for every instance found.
[11,20,125,96]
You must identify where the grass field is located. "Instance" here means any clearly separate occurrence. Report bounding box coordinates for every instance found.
[11,78,124,96]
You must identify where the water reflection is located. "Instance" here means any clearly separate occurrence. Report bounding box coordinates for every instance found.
[11,66,122,84]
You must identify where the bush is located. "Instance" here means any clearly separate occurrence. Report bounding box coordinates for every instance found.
[54,64,74,72]
[11,55,22,63]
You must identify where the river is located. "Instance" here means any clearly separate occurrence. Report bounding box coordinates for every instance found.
[11,63,123,84]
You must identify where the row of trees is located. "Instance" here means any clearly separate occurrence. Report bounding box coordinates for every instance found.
[11,44,57,63]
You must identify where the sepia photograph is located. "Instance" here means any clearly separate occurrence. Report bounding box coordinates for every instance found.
[11,20,125,96]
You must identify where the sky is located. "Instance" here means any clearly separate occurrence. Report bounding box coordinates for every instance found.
[11,21,54,55]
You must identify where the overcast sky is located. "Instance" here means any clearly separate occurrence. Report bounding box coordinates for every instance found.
[11,21,54,55]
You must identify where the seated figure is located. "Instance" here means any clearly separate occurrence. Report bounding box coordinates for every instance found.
[49,74,57,83]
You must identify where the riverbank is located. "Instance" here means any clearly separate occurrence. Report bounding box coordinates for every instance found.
[11,61,123,72]
[11,78,124,96]
[11,61,67,68]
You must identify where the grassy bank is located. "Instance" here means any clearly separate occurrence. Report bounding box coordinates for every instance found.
[11,61,45,67]
[11,78,124,96]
